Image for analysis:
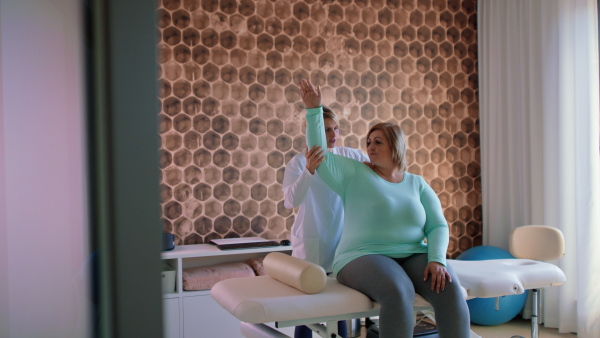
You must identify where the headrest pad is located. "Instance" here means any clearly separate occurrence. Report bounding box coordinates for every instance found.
[263,252,327,294]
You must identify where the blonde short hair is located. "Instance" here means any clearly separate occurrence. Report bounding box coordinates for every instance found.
[321,105,339,126]
[303,105,340,130]
[367,123,407,171]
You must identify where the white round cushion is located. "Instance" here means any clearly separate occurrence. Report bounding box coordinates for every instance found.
[263,252,327,294]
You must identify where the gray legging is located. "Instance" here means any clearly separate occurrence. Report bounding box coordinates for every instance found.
[336,253,470,338]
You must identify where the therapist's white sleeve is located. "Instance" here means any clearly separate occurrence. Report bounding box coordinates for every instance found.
[282,155,314,209]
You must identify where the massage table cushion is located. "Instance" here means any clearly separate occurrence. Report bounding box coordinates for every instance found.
[448,259,566,298]
[211,252,458,325]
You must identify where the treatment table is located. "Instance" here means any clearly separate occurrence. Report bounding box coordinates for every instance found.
[211,226,566,338]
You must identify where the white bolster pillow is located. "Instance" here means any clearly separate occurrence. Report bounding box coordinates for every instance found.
[263,252,327,294]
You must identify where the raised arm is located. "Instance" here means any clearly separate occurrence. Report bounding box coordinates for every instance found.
[299,80,328,151]
[300,80,361,196]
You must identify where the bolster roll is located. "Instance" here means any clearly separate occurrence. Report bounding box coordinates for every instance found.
[263,252,326,294]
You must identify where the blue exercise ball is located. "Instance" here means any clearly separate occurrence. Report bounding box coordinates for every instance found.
[457,246,528,326]
[457,245,514,261]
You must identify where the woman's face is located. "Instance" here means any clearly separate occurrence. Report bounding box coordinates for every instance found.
[366,129,393,166]
[324,118,339,148]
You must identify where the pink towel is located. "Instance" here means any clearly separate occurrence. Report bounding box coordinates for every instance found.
[245,257,266,276]
[182,262,255,291]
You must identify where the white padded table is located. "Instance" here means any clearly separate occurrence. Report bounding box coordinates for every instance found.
[211,258,564,338]
[211,276,438,325]
[448,259,566,298]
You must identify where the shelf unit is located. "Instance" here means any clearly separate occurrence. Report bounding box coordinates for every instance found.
[161,244,292,338]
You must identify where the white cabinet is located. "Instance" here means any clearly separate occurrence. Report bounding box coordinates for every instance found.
[163,297,180,338]
[161,244,292,338]
[183,295,242,337]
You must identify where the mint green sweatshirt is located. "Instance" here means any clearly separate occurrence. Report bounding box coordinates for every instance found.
[306,107,450,277]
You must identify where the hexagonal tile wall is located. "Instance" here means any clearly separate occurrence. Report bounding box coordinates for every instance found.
[157,0,480,258]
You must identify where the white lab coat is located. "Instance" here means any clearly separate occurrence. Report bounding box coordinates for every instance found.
[282,147,369,272]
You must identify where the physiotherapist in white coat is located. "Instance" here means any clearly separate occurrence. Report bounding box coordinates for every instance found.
[282,105,368,338]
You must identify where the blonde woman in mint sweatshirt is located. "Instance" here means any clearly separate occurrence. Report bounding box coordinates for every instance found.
[299,79,470,338]
[282,106,368,338]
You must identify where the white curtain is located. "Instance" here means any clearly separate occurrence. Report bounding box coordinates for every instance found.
[478,0,600,336]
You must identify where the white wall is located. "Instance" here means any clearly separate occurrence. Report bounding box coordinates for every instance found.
[0,0,90,337]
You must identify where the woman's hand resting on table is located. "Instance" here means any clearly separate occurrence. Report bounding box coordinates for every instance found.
[424,261,452,294]
[299,79,322,109]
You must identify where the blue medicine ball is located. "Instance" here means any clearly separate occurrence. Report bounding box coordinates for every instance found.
[457,246,528,326]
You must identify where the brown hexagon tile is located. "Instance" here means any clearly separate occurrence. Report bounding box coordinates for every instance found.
[202,166,222,185]
[466,220,480,237]
[232,182,250,201]
[241,167,259,185]
[422,163,436,181]
[431,147,444,163]
[259,200,276,218]
[459,176,474,193]
[453,161,467,177]
[223,199,241,217]
[250,215,268,234]
[164,166,183,186]
[213,215,232,235]
[250,182,268,201]
[183,199,202,219]
[172,182,191,203]
[204,199,222,218]
[194,215,212,235]
[212,149,230,168]
[232,215,250,234]
[266,182,283,200]
[268,216,286,236]
[222,166,240,185]
[458,236,472,252]
[164,200,183,220]
[212,182,231,201]
[164,133,182,152]
[259,167,276,185]
[444,206,459,223]
[192,182,211,201]
[231,150,249,168]
[451,221,465,238]
[174,149,192,167]
[221,132,239,151]
[459,205,472,223]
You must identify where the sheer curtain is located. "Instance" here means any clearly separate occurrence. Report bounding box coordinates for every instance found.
[478,0,600,336]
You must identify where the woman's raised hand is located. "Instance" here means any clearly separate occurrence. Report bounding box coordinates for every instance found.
[299,79,322,109]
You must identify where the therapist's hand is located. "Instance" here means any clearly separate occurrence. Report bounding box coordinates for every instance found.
[305,146,325,175]
[424,262,452,294]
[299,79,322,109]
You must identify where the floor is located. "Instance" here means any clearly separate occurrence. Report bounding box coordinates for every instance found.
[277,317,578,337]
[470,317,577,338]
